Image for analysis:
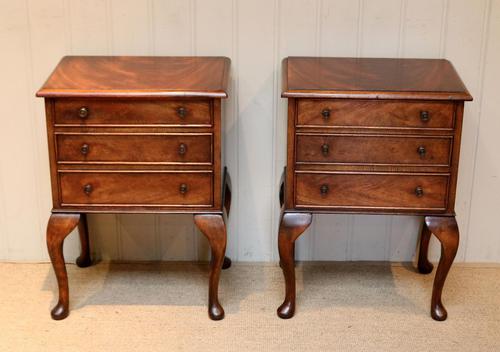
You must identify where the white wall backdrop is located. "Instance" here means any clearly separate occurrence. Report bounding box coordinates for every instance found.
[0,0,499,263]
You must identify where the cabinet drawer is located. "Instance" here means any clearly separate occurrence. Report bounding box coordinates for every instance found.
[59,171,213,206]
[295,172,448,210]
[54,99,211,126]
[297,99,454,129]
[296,134,452,166]
[56,133,212,164]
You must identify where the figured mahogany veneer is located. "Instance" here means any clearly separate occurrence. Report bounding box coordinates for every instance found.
[54,99,212,126]
[56,133,213,164]
[296,134,452,166]
[59,171,213,206]
[38,56,232,321]
[278,57,472,321]
[295,172,449,210]
[297,99,455,129]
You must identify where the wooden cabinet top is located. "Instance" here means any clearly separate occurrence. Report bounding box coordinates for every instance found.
[282,57,472,101]
[37,56,230,99]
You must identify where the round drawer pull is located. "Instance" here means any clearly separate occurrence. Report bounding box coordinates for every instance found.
[83,184,93,195]
[78,106,89,119]
[178,143,187,155]
[417,145,426,158]
[321,109,331,120]
[179,183,188,194]
[321,143,329,156]
[415,186,424,197]
[320,184,329,195]
[80,144,90,155]
[177,107,187,118]
[420,110,430,122]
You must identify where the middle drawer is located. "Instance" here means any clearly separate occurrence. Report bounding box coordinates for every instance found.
[296,134,452,166]
[56,133,213,164]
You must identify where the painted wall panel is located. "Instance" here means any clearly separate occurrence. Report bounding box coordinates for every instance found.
[466,0,500,262]
[0,0,498,263]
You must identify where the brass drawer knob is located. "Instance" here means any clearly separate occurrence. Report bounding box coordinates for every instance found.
[321,109,331,120]
[321,143,329,156]
[178,143,187,155]
[177,106,187,118]
[417,145,426,158]
[320,184,329,195]
[80,144,90,155]
[83,184,93,195]
[415,186,424,197]
[78,106,89,119]
[420,110,430,122]
[179,183,188,194]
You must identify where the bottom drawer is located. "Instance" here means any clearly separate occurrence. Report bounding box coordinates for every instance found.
[59,171,213,207]
[295,172,448,210]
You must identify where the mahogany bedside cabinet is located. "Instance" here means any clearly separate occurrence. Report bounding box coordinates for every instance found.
[36,56,232,321]
[277,57,472,321]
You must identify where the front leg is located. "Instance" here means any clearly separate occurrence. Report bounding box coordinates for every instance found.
[417,219,433,274]
[277,212,312,319]
[75,214,92,268]
[425,216,459,321]
[194,214,227,320]
[46,213,81,320]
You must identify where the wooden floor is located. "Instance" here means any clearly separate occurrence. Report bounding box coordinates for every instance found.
[1,262,499,351]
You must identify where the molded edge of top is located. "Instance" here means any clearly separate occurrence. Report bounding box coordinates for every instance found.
[281,57,473,101]
[36,56,231,99]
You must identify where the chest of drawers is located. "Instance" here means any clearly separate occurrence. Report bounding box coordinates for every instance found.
[277,57,472,321]
[37,56,232,320]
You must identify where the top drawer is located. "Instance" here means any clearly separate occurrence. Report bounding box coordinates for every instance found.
[54,99,212,126]
[297,99,455,129]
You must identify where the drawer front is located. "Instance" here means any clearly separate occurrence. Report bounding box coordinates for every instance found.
[56,134,212,164]
[297,99,454,129]
[295,173,448,210]
[60,172,213,206]
[296,134,452,166]
[54,99,211,126]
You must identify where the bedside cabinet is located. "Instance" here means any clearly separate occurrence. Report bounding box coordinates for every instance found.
[277,57,472,321]
[37,56,232,321]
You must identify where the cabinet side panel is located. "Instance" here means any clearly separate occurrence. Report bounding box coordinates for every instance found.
[447,102,464,214]
[213,99,222,210]
[285,98,296,209]
[45,99,60,208]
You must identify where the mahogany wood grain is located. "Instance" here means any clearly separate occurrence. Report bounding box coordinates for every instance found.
[277,212,312,319]
[54,99,212,126]
[279,57,470,321]
[417,220,434,274]
[285,99,297,210]
[295,172,448,210]
[296,134,452,166]
[59,171,213,207]
[56,133,213,164]
[75,214,92,268]
[40,56,231,321]
[37,56,230,98]
[297,99,455,130]
[425,216,459,321]
[283,57,472,101]
[194,214,227,320]
[46,213,81,320]
[445,102,465,214]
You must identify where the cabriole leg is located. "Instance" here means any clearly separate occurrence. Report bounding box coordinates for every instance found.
[75,214,92,268]
[46,213,81,320]
[425,216,459,321]
[277,212,312,319]
[417,219,434,274]
[194,214,227,320]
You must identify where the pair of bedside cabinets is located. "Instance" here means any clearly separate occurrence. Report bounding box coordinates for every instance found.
[37,56,471,322]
